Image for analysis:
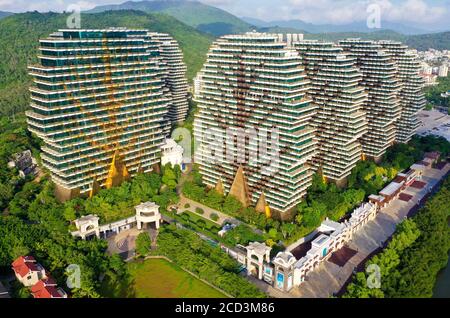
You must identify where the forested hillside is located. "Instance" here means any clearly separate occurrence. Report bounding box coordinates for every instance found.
[88,0,252,36]
[0,10,213,116]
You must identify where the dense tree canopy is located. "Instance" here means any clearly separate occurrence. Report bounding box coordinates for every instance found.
[156,224,266,298]
[343,177,450,298]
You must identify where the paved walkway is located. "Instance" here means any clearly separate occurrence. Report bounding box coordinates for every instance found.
[289,163,450,298]
[178,195,240,226]
[107,227,158,259]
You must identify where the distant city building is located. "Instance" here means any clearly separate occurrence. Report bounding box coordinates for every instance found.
[421,73,438,86]
[420,62,433,75]
[378,42,426,143]
[294,40,368,185]
[26,28,188,201]
[340,39,402,161]
[438,64,449,77]
[194,32,316,215]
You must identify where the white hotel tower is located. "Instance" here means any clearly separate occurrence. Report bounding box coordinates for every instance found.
[378,41,426,144]
[340,39,402,161]
[193,32,317,216]
[150,33,190,125]
[294,41,368,185]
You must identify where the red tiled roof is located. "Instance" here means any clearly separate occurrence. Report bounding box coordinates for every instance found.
[11,256,42,278]
[394,176,405,183]
[31,280,65,298]
[424,151,440,160]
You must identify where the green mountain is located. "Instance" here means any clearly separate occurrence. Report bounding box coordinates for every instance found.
[260,26,450,51]
[87,0,253,36]
[0,10,213,117]
[303,30,406,43]
[406,32,450,51]
[0,11,13,20]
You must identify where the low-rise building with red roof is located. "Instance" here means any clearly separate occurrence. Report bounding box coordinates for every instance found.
[31,277,67,299]
[11,256,46,287]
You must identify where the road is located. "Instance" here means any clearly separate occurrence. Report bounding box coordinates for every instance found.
[288,163,450,298]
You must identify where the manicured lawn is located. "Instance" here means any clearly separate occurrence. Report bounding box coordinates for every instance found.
[127,258,227,298]
[183,210,221,227]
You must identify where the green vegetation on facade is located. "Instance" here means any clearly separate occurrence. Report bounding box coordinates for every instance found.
[0,11,212,117]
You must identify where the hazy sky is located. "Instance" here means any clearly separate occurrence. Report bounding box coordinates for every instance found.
[0,0,449,29]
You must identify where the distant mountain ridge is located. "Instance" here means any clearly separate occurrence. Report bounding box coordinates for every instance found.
[0,11,13,20]
[87,0,253,36]
[242,16,434,35]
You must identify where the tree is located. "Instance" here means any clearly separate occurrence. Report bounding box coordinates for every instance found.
[162,164,177,189]
[223,195,242,215]
[302,208,321,228]
[280,223,296,239]
[135,232,152,256]
[268,228,278,240]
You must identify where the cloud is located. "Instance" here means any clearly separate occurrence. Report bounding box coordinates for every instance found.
[0,0,123,12]
[286,0,447,25]
[0,0,448,29]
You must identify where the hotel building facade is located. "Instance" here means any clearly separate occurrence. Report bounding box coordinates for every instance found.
[149,33,189,125]
[339,39,402,161]
[26,28,185,201]
[193,32,317,215]
[294,41,368,184]
[378,41,426,144]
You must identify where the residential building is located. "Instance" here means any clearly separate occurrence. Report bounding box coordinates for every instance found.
[150,33,189,124]
[7,149,40,179]
[439,64,449,77]
[26,28,172,201]
[378,41,426,143]
[11,256,46,287]
[294,41,368,184]
[193,32,317,215]
[339,39,402,161]
[31,277,68,299]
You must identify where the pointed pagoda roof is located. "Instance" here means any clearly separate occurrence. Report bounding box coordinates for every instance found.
[105,149,128,189]
[215,178,225,195]
[122,163,130,181]
[255,192,268,213]
[228,165,251,207]
[89,177,100,198]
[255,191,272,218]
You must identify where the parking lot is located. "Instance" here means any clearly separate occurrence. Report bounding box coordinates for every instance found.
[417,110,450,141]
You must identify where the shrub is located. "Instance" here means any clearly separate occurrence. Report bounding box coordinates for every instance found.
[210,213,219,221]
[195,207,204,215]
[184,203,190,209]
[136,232,152,256]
